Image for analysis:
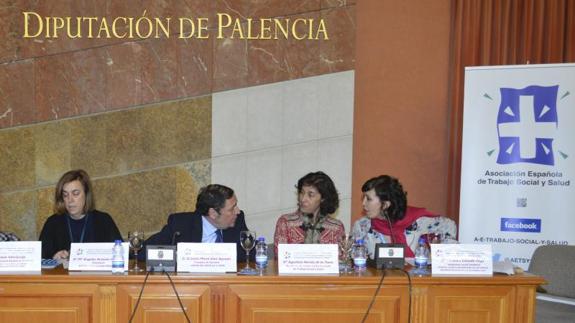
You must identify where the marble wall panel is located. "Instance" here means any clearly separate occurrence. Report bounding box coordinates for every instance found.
[32,36,213,127]
[67,113,114,177]
[93,168,177,236]
[91,164,207,236]
[178,37,214,97]
[214,0,249,21]
[134,28,214,105]
[35,48,108,122]
[211,88,248,156]
[18,0,113,59]
[36,187,55,237]
[1,1,354,130]
[319,6,356,73]
[105,42,144,109]
[213,27,249,92]
[247,11,322,86]
[321,0,356,9]
[176,159,211,213]
[1,95,210,191]
[316,70,354,138]
[66,96,211,177]
[0,128,35,192]
[0,0,22,63]
[34,121,72,186]
[0,190,37,241]
[0,60,35,128]
[249,0,321,18]
[140,37,186,103]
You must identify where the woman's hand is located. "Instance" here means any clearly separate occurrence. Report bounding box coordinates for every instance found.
[52,250,69,260]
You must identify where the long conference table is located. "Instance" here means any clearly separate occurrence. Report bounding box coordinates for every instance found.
[0,261,544,323]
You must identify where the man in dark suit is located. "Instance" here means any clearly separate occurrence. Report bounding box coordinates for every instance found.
[143,184,254,261]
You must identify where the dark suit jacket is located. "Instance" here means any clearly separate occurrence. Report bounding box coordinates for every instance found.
[143,210,254,261]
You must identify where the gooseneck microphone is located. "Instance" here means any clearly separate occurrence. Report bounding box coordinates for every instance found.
[299,214,326,233]
[171,231,181,245]
[383,213,395,244]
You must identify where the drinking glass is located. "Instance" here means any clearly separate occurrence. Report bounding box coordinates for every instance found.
[128,230,145,272]
[239,230,257,275]
[427,231,443,245]
[338,233,354,273]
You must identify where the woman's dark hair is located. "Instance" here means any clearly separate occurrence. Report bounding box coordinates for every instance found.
[361,175,407,222]
[54,169,95,215]
[297,171,339,215]
[196,184,235,215]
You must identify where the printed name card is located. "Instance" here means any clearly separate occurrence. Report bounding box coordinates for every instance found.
[431,244,493,276]
[69,242,129,271]
[0,241,41,272]
[278,244,339,275]
[177,243,237,273]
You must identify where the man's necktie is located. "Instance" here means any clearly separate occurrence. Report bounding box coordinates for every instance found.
[215,229,223,243]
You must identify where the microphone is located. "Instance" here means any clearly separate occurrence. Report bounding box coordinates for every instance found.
[383,213,395,244]
[373,212,404,270]
[171,231,181,245]
[146,232,179,272]
[299,214,326,232]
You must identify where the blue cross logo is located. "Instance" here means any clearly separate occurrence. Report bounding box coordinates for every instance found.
[496,85,559,165]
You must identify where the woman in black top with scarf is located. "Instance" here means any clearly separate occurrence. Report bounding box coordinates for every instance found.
[39,169,122,260]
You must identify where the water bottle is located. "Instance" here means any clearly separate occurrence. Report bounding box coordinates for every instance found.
[255,237,268,269]
[414,237,430,269]
[112,240,125,274]
[352,239,367,272]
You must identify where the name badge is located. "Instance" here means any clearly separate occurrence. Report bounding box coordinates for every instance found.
[69,242,130,271]
[0,241,41,272]
[431,244,493,276]
[278,244,339,274]
[177,243,237,273]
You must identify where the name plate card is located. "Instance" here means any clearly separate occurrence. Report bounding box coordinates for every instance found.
[69,242,129,271]
[177,243,237,273]
[0,241,41,272]
[431,244,493,276]
[278,244,339,275]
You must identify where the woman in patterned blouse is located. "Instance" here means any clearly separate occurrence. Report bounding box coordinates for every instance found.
[274,171,345,255]
[352,175,457,258]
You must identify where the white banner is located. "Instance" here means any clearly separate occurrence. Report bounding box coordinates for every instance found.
[459,63,575,269]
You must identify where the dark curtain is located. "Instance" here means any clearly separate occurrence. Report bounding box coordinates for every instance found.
[447,0,575,218]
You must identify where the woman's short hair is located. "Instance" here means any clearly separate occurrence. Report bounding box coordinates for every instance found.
[54,169,95,215]
[361,175,407,222]
[297,171,339,215]
[195,184,235,215]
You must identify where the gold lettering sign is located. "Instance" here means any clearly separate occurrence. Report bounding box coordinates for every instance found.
[22,11,329,41]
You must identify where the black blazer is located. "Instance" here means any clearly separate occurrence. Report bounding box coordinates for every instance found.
[143,210,254,261]
[39,210,123,259]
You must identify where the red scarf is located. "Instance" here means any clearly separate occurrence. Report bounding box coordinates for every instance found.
[370,206,436,257]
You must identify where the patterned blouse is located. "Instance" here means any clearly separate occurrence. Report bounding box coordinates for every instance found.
[352,214,457,259]
[274,210,345,255]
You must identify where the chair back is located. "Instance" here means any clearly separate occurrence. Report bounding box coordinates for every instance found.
[528,245,575,298]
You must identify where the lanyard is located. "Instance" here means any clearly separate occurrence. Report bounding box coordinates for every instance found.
[66,213,89,243]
